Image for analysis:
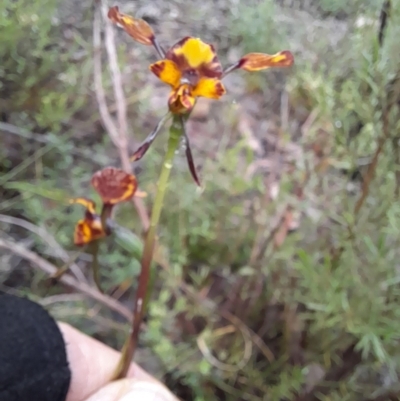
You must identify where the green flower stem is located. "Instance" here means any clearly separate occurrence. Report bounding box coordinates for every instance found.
[112,116,183,380]
[89,241,102,293]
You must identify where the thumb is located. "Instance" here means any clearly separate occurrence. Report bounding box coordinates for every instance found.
[84,378,180,401]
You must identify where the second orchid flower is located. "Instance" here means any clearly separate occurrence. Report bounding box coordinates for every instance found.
[71,167,140,246]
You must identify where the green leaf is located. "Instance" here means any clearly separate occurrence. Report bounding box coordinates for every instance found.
[111,224,143,260]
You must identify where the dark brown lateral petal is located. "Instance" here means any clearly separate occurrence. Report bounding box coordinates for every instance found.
[238,50,294,71]
[108,6,154,46]
[181,117,201,186]
[223,50,294,76]
[130,113,170,161]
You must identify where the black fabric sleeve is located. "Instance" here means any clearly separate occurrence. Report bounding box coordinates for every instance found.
[0,293,71,401]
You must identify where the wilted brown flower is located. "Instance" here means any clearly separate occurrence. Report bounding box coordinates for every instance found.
[70,198,106,246]
[70,167,139,246]
[91,167,138,205]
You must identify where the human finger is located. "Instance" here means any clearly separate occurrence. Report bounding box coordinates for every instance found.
[60,323,153,401]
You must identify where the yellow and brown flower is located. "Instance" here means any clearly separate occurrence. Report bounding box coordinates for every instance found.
[108,6,294,116]
[70,198,106,246]
[108,6,295,184]
[71,167,139,246]
[150,37,226,114]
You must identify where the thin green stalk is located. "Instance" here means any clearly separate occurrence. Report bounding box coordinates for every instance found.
[49,251,82,282]
[90,241,102,293]
[112,116,183,379]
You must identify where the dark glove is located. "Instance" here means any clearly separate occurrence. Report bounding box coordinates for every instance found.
[0,293,71,401]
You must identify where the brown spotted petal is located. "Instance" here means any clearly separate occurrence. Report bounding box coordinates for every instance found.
[74,218,105,246]
[181,117,200,186]
[130,114,170,162]
[168,84,196,115]
[149,59,181,88]
[108,6,154,46]
[91,167,137,205]
[192,78,226,100]
[166,37,223,79]
[238,50,294,71]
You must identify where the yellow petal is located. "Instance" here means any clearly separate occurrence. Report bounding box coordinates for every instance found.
[69,198,97,215]
[168,85,196,114]
[170,37,216,69]
[74,218,105,246]
[192,78,226,99]
[149,60,181,88]
[239,50,294,71]
[108,6,154,46]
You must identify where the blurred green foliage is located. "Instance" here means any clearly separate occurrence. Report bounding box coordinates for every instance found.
[0,0,88,130]
[1,0,400,400]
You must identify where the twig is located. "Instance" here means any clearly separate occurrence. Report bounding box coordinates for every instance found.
[161,264,275,364]
[93,7,120,149]
[0,214,87,283]
[300,109,319,138]
[253,205,291,263]
[354,0,394,214]
[0,121,54,145]
[0,238,132,321]
[39,293,86,306]
[100,0,129,167]
[202,290,275,363]
[196,321,252,372]
[93,2,150,230]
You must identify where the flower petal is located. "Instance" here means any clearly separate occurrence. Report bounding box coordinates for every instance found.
[192,78,226,99]
[181,118,201,186]
[130,113,170,161]
[69,198,97,215]
[168,85,196,114]
[171,37,214,67]
[74,218,105,246]
[149,60,181,88]
[108,6,154,46]
[166,37,222,78]
[91,167,137,205]
[238,50,294,71]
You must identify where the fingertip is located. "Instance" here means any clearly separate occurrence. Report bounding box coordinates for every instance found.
[84,378,179,401]
[59,323,152,401]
